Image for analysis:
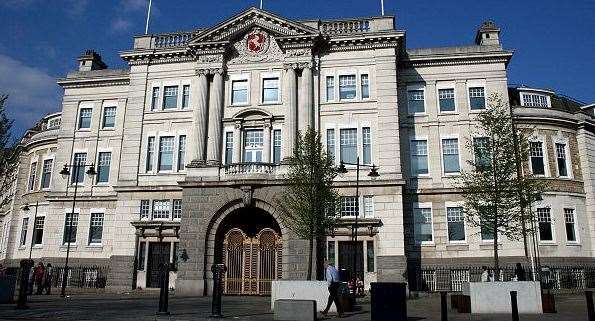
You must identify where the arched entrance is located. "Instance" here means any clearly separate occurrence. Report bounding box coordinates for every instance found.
[215,207,282,295]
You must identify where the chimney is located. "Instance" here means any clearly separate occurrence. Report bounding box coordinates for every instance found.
[475,21,501,46]
[77,50,107,71]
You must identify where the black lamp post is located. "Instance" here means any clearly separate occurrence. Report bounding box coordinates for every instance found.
[22,201,40,260]
[337,157,379,300]
[58,162,96,297]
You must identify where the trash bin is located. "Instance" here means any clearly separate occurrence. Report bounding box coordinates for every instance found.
[337,282,353,312]
[0,275,17,303]
[371,282,407,321]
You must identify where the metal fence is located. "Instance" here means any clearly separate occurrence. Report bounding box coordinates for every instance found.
[409,265,595,292]
[49,265,108,289]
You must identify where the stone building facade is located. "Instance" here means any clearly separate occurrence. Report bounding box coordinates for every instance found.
[0,8,593,294]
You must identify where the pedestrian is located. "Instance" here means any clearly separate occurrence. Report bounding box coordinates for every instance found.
[515,263,527,281]
[27,265,35,295]
[321,260,343,318]
[44,263,53,295]
[34,262,45,295]
[480,266,492,282]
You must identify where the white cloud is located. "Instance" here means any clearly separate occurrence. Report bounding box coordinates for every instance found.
[121,0,149,12]
[0,54,60,135]
[110,17,134,33]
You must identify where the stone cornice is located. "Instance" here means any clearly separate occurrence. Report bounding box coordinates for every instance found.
[57,76,130,89]
[400,51,513,67]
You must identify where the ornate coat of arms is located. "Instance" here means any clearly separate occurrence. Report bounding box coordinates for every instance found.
[246,28,269,54]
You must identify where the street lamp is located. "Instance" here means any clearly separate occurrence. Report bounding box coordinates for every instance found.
[58,162,96,297]
[337,157,379,300]
[22,201,40,260]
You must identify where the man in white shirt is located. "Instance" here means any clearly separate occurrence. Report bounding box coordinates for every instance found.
[321,260,343,317]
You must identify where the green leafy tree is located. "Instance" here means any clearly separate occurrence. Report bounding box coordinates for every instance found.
[0,95,21,209]
[277,127,339,280]
[458,93,545,280]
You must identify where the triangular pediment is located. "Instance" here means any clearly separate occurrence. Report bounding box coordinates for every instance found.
[188,7,319,45]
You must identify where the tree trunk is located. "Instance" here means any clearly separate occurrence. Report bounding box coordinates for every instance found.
[493,216,500,281]
[307,237,314,280]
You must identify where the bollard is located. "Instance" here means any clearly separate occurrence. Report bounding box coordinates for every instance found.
[440,291,448,321]
[156,262,170,315]
[510,291,519,321]
[16,259,33,309]
[210,263,227,318]
[586,290,594,321]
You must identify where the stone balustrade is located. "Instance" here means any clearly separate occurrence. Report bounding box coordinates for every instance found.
[153,31,198,48]
[320,19,371,34]
[223,162,277,177]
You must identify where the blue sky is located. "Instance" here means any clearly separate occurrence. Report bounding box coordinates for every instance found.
[1,0,594,136]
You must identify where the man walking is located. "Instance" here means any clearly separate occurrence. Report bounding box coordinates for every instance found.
[321,260,343,318]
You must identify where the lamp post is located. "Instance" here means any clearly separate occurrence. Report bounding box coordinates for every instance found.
[58,162,96,297]
[337,157,379,300]
[22,201,40,260]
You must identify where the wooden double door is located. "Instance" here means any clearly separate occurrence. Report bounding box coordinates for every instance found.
[147,242,170,288]
[222,228,282,295]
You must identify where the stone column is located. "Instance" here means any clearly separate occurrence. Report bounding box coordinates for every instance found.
[299,65,314,131]
[284,65,297,158]
[263,120,272,163]
[206,70,224,164]
[233,121,242,163]
[191,71,209,162]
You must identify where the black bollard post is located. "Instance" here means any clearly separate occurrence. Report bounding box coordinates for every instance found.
[510,291,519,321]
[440,291,448,321]
[210,263,226,318]
[16,259,33,309]
[156,262,170,316]
[586,290,594,321]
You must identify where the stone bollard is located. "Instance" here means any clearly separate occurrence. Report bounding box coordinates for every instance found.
[210,263,227,318]
[586,290,594,321]
[510,291,519,321]
[16,259,34,309]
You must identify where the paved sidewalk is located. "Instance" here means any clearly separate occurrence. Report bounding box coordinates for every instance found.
[0,292,590,320]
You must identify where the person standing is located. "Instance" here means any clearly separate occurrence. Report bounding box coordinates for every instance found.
[44,263,53,295]
[34,262,45,295]
[321,260,343,318]
[515,263,527,281]
[480,266,492,282]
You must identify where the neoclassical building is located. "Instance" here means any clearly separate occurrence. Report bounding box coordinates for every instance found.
[1,8,594,294]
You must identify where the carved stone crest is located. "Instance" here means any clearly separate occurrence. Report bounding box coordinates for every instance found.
[246,28,269,55]
[241,186,253,207]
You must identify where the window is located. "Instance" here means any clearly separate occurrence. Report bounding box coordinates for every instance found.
[564,208,577,242]
[146,137,155,171]
[339,75,356,100]
[442,138,460,174]
[537,208,553,242]
[327,241,335,263]
[262,78,279,103]
[273,129,282,164]
[20,218,28,246]
[410,140,428,175]
[326,129,335,161]
[163,86,178,109]
[102,106,116,128]
[555,143,569,177]
[243,130,264,162]
[521,93,549,107]
[366,241,374,272]
[529,142,545,175]
[438,88,456,112]
[47,117,61,129]
[152,200,171,220]
[151,87,160,110]
[225,132,233,165]
[481,217,495,241]
[71,153,87,184]
[447,207,465,242]
[63,213,78,244]
[138,242,146,270]
[78,108,92,129]
[232,79,248,105]
[181,85,190,109]
[468,87,486,110]
[326,76,335,101]
[362,127,371,165]
[178,135,187,171]
[473,137,490,169]
[361,74,369,99]
[28,162,37,191]
[140,200,150,220]
[407,89,425,113]
[414,207,433,243]
[340,196,358,217]
[173,199,182,220]
[158,136,175,171]
[33,217,44,245]
[339,128,357,164]
[40,159,53,189]
[88,213,104,245]
[363,196,374,218]
[96,152,111,183]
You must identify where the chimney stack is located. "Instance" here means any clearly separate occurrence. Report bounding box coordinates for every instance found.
[77,50,107,71]
[475,21,501,46]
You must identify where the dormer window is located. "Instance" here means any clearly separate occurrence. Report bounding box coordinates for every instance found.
[521,92,550,108]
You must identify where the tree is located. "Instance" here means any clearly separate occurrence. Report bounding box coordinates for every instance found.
[277,127,340,280]
[458,93,545,280]
[0,95,20,210]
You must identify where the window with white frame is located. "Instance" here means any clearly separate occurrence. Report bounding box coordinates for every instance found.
[244,129,264,162]
[340,196,358,217]
[414,207,433,243]
[326,129,335,161]
[225,132,233,165]
[521,93,550,108]
[529,141,546,175]
[326,76,335,101]
[339,75,356,100]
[447,207,465,242]
[20,218,28,246]
[555,143,569,177]
[468,87,486,110]
[173,199,182,219]
[78,108,92,129]
[151,87,160,110]
[163,86,178,109]
[158,136,175,171]
[63,213,78,244]
[480,215,495,241]
[564,208,577,242]
[361,74,369,99]
[407,88,425,113]
[146,136,155,171]
[33,216,44,245]
[339,128,357,164]
[537,208,553,242]
[88,213,104,245]
[152,200,171,220]
[410,140,428,175]
[438,88,456,112]
[140,200,150,220]
[71,153,87,184]
[273,129,282,164]
[102,106,116,128]
[28,162,37,191]
[442,138,460,174]
[178,135,187,171]
[232,79,248,105]
[363,195,374,218]
[473,137,491,170]
[181,85,190,109]
[96,152,111,183]
[262,77,279,103]
[362,127,371,165]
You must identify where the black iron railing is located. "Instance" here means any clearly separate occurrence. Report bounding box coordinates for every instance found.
[49,265,108,289]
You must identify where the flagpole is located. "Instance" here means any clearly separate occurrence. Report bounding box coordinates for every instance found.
[381,0,385,16]
[260,0,263,9]
[145,0,153,35]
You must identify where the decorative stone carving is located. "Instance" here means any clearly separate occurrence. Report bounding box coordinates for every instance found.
[197,54,223,63]
[285,48,310,57]
[228,28,284,64]
[241,186,253,207]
